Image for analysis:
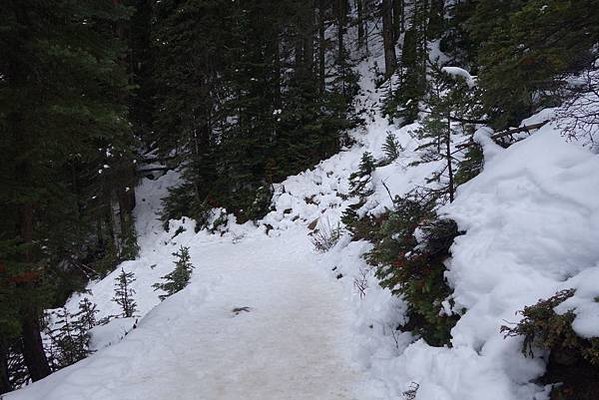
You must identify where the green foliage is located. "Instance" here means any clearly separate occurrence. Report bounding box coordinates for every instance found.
[367,194,461,346]
[501,289,599,366]
[112,269,137,318]
[502,290,599,400]
[47,298,98,370]
[471,0,599,128]
[155,0,358,227]
[0,0,137,381]
[381,132,402,164]
[454,144,484,187]
[153,246,194,301]
[342,152,377,237]
[348,152,377,198]
[384,28,426,124]
[413,63,481,202]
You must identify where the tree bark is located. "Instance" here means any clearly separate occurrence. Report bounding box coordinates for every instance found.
[382,0,397,78]
[0,341,11,395]
[392,0,403,41]
[446,110,454,203]
[356,0,365,49]
[336,0,347,67]
[20,314,50,381]
[303,0,315,74]
[318,0,326,94]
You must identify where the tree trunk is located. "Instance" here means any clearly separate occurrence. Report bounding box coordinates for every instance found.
[337,0,347,66]
[303,0,315,74]
[20,314,50,381]
[0,341,11,395]
[446,111,454,203]
[318,0,326,94]
[356,0,364,49]
[382,0,397,78]
[392,0,403,40]
[273,30,282,109]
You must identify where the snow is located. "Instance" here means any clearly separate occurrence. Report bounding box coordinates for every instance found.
[440,125,599,397]
[8,224,364,400]
[7,30,599,400]
[441,67,477,88]
[88,318,137,351]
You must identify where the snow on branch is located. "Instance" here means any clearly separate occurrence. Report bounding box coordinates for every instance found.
[441,66,477,88]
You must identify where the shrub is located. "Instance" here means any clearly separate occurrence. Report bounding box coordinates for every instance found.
[367,194,462,346]
[342,152,377,236]
[309,220,342,253]
[502,290,599,400]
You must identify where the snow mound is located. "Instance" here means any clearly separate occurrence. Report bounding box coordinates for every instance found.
[401,126,599,399]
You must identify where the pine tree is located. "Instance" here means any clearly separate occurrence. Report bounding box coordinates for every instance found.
[155,0,359,228]
[413,64,480,203]
[113,269,137,318]
[381,132,402,164]
[153,246,195,301]
[0,0,134,381]
[47,305,94,370]
[76,298,99,332]
[342,152,377,234]
[471,0,599,128]
[381,0,397,78]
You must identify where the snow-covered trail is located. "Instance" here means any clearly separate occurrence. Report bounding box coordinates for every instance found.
[155,233,361,400]
[9,229,363,400]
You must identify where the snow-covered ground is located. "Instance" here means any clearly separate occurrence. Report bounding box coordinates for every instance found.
[9,222,365,400]
[7,51,599,400]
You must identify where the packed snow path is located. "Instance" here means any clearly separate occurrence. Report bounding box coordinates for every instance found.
[9,231,363,400]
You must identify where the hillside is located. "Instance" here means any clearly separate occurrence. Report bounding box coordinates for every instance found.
[2,1,599,400]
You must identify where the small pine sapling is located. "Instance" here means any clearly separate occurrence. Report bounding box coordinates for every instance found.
[47,302,97,369]
[342,152,377,237]
[77,298,99,331]
[381,132,402,164]
[413,63,482,203]
[153,246,194,301]
[112,268,138,317]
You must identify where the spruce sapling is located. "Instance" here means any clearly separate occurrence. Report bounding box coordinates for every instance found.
[153,246,194,301]
[382,132,402,163]
[112,268,138,317]
[48,301,98,369]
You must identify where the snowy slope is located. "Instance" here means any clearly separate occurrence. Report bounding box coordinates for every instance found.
[7,51,599,400]
[8,211,365,400]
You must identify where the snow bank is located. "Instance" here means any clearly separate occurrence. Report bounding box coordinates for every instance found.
[426,126,599,399]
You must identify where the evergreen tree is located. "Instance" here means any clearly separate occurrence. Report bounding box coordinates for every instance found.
[413,64,480,203]
[0,0,134,381]
[367,193,461,346]
[471,0,599,128]
[341,152,376,235]
[76,298,99,332]
[113,269,137,318]
[155,0,359,228]
[383,1,430,123]
[381,132,402,164]
[47,305,95,370]
[153,246,195,301]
